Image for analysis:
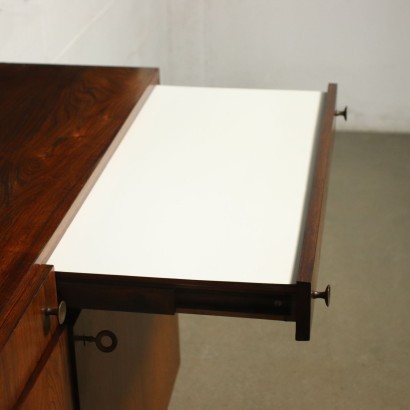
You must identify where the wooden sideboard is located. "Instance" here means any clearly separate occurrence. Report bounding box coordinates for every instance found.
[0,64,179,409]
[0,63,338,408]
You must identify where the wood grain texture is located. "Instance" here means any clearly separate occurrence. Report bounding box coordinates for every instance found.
[15,327,74,410]
[0,64,159,350]
[295,83,337,341]
[0,265,57,410]
[296,84,337,284]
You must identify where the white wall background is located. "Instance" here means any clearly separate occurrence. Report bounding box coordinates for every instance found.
[0,0,169,79]
[1,0,409,132]
[167,0,410,133]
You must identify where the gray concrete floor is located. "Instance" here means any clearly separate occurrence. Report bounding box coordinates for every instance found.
[168,132,410,410]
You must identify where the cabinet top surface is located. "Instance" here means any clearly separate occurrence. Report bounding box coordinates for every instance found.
[0,63,159,348]
[48,85,324,285]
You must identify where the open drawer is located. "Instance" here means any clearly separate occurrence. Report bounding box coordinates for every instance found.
[46,84,337,341]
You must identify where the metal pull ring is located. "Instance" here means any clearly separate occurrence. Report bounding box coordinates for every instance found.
[74,330,118,353]
[95,330,118,353]
[312,285,331,307]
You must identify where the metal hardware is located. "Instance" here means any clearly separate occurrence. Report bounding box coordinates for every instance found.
[44,301,67,325]
[311,285,331,307]
[74,330,118,353]
[335,106,348,121]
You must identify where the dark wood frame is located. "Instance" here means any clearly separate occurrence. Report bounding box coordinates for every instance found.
[54,83,337,341]
[0,64,159,350]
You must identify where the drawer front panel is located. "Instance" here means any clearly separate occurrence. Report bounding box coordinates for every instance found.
[0,265,58,410]
[17,328,74,410]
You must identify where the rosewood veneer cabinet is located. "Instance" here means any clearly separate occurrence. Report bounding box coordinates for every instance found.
[0,63,340,408]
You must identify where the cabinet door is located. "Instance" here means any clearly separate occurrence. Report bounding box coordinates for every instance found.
[75,311,179,410]
[17,328,74,409]
[0,265,59,409]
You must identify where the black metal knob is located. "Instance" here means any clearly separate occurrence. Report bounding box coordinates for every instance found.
[312,285,331,307]
[74,330,118,353]
[335,106,348,121]
[44,301,67,325]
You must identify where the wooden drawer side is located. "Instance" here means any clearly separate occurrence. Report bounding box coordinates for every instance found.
[0,265,58,410]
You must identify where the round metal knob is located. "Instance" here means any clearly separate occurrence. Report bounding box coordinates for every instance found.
[45,301,67,325]
[335,106,348,121]
[311,285,331,307]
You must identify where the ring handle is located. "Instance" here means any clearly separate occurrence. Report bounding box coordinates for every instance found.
[74,330,118,353]
[95,330,118,353]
